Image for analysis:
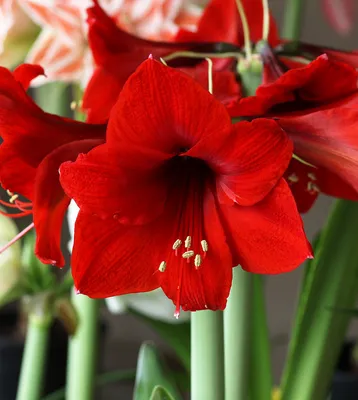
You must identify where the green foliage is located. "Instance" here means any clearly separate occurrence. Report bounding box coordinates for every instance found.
[133,343,182,400]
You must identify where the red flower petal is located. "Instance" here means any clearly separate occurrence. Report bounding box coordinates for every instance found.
[60,144,168,224]
[240,0,280,46]
[175,0,239,44]
[34,139,103,267]
[107,59,232,164]
[180,63,241,105]
[70,211,161,297]
[286,158,358,213]
[159,187,232,312]
[188,119,292,206]
[12,64,45,90]
[0,144,36,200]
[82,67,124,124]
[222,179,312,273]
[277,107,358,195]
[230,55,358,117]
[0,64,106,200]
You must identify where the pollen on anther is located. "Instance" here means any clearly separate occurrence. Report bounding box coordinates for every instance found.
[307,182,320,193]
[184,236,191,249]
[194,254,202,268]
[172,239,182,250]
[9,194,18,203]
[288,173,299,184]
[308,172,317,180]
[159,261,167,272]
[201,240,208,252]
[182,250,194,259]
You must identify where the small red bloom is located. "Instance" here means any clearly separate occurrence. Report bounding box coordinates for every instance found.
[60,59,311,313]
[229,55,358,212]
[83,0,241,123]
[0,63,105,266]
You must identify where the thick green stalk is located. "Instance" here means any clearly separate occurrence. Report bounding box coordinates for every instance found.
[282,0,305,41]
[281,200,358,400]
[16,315,52,400]
[224,267,252,400]
[249,275,272,400]
[66,293,100,400]
[191,310,224,400]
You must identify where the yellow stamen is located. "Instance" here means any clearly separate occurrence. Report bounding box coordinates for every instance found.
[201,240,208,252]
[182,250,194,259]
[70,101,77,110]
[185,236,191,249]
[194,254,202,268]
[9,194,18,203]
[159,261,167,272]
[172,239,182,250]
[287,173,299,183]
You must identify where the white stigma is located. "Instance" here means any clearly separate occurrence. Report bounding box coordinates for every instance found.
[182,250,194,259]
[159,261,167,272]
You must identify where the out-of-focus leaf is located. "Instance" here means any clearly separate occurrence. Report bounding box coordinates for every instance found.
[22,231,55,292]
[322,0,355,36]
[129,309,190,372]
[150,385,176,400]
[55,270,74,296]
[133,343,182,400]
[281,200,358,400]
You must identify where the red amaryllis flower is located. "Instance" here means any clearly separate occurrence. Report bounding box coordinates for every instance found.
[0,63,105,266]
[60,59,311,313]
[229,55,358,212]
[83,0,241,123]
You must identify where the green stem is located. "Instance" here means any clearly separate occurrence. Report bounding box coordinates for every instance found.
[65,293,100,400]
[282,0,305,41]
[34,82,71,116]
[16,315,52,400]
[224,267,252,400]
[249,275,273,400]
[281,200,358,400]
[42,369,136,400]
[191,311,224,400]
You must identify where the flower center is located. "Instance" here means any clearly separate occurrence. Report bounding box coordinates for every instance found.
[156,155,213,318]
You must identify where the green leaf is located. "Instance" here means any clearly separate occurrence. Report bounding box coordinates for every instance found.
[133,342,182,400]
[129,309,190,372]
[150,386,176,400]
[281,200,358,400]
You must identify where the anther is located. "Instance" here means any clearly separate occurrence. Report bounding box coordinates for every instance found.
[172,239,182,250]
[288,173,299,184]
[307,182,320,193]
[201,240,208,252]
[194,254,202,269]
[307,172,317,180]
[182,250,194,259]
[70,101,77,110]
[184,236,191,249]
[9,194,18,203]
[159,261,167,272]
